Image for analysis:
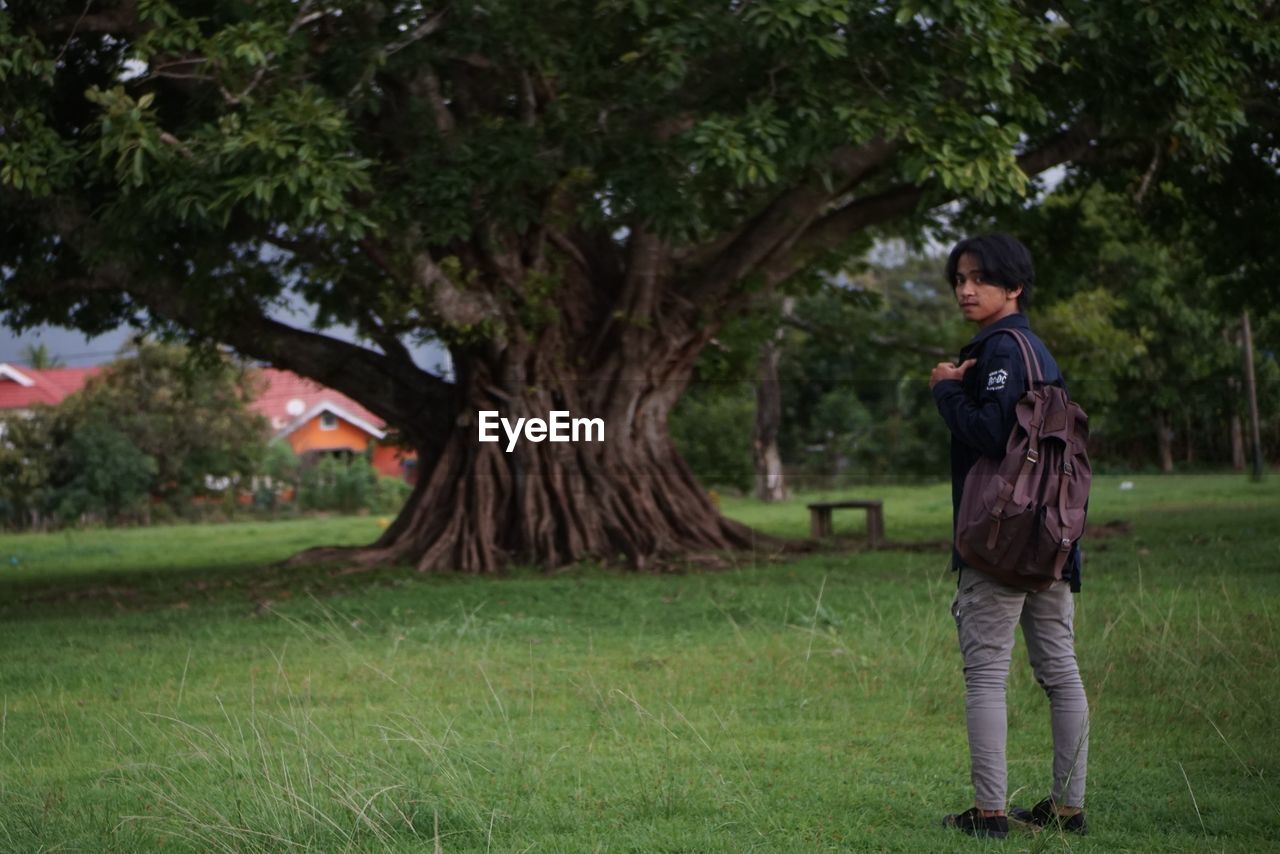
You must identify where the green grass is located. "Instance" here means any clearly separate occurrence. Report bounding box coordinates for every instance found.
[1,474,1278,851]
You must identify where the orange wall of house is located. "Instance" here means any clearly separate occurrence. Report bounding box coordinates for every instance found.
[371,443,415,479]
[286,415,417,480]
[288,417,370,454]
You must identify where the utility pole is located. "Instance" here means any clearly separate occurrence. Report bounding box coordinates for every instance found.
[1242,310,1265,481]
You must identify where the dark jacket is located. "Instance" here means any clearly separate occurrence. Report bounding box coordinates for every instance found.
[931,313,1082,590]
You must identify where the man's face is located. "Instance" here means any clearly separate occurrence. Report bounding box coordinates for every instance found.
[953,252,1022,327]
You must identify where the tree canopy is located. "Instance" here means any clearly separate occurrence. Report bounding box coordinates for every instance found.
[2,1,1277,570]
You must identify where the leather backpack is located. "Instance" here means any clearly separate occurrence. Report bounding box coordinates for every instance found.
[955,329,1091,590]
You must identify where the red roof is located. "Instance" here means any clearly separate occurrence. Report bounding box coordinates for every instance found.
[1,362,388,437]
[0,364,101,410]
[250,368,388,436]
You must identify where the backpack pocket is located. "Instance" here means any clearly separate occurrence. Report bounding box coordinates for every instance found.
[957,470,1035,571]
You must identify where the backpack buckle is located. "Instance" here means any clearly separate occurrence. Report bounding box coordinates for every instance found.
[1063,461,1074,475]
[1026,449,1040,464]
[1060,538,1072,551]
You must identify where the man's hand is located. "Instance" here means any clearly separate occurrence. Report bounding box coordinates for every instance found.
[930,358,976,390]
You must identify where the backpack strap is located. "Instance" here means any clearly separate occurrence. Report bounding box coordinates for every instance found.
[1003,328,1045,388]
[1056,396,1076,552]
[1011,391,1044,508]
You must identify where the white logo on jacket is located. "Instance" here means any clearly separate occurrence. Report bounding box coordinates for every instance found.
[986,369,1009,391]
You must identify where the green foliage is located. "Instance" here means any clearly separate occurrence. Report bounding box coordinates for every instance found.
[253,439,301,509]
[0,406,64,529]
[298,456,339,511]
[778,253,963,482]
[17,343,63,369]
[261,438,301,483]
[64,341,269,507]
[0,407,156,528]
[669,382,756,492]
[298,455,391,514]
[2,0,1275,342]
[971,182,1280,469]
[48,423,156,524]
[369,473,413,515]
[0,341,271,529]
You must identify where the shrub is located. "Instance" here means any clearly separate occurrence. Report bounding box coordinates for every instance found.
[670,384,755,493]
[49,423,157,525]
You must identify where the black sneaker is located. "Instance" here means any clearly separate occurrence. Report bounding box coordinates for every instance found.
[942,807,1009,839]
[1009,798,1088,835]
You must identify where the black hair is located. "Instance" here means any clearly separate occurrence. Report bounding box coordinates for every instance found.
[944,233,1034,310]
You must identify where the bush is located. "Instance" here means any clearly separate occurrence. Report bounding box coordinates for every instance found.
[334,457,376,514]
[670,384,755,493]
[297,455,392,513]
[49,423,157,525]
[298,456,340,511]
[370,474,412,514]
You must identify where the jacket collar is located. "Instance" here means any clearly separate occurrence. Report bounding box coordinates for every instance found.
[960,313,1030,356]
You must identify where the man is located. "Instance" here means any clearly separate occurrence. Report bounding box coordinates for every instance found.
[928,233,1089,839]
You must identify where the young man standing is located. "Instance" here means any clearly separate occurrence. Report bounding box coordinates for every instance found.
[928,234,1090,839]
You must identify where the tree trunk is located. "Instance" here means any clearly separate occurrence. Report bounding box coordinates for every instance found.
[1183,411,1194,466]
[1242,310,1266,480]
[1228,371,1246,470]
[1231,413,1246,470]
[1155,412,1175,473]
[289,329,763,573]
[753,297,793,502]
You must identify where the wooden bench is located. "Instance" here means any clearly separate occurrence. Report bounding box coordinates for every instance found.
[807,500,885,547]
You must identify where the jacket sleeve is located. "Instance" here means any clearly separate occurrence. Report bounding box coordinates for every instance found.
[932,337,1025,459]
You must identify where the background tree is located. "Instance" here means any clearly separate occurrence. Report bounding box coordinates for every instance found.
[777,253,961,484]
[17,342,64,369]
[969,182,1280,471]
[64,341,269,507]
[0,405,64,529]
[669,310,768,494]
[2,1,1276,570]
[0,340,268,528]
[48,422,157,524]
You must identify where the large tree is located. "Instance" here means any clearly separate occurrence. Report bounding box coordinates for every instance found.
[1,1,1275,571]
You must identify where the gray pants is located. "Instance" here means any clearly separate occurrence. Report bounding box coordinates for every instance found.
[951,568,1089,811]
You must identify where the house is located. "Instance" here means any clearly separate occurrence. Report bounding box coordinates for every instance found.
[0,361,416,482]
[0,363,102,430]
[250,369,417,482]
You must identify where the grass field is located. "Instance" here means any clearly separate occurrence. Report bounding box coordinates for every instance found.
[1,474,1278,851]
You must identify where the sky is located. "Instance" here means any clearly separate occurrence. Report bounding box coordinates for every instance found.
[0,323,131,367]
[0,313,453,378]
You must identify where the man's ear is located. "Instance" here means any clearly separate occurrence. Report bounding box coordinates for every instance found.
[1007,285,1024,301]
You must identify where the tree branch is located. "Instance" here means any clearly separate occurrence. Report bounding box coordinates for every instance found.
[42,0,141,37]
[759,122,1101,290]
[385,10,447,57]
[136,283,457,453]
[519,69,538,128]
[412,252,503,330]
[362,309,417,367]
[680,136,899,302]
[410,65,457,136]
[40,201,457,452]
[547,229,591,276]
